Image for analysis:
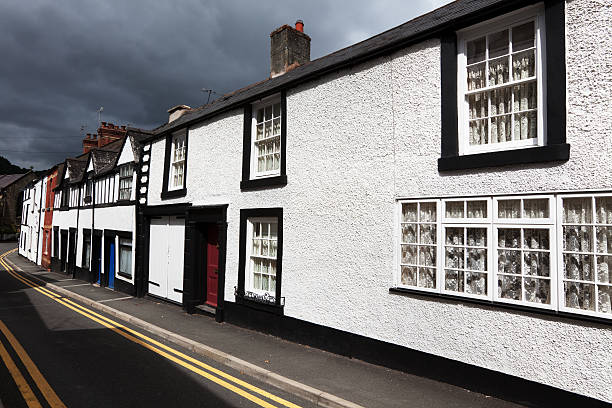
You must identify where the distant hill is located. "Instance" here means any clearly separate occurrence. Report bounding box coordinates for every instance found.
[0,156,31,174]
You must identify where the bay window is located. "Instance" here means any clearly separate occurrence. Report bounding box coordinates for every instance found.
[396,193,612,320]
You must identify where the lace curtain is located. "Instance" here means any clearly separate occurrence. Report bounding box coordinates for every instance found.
[466,21,537,146]
[563,198,612,313]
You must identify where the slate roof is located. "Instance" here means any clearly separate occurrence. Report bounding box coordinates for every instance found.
[65,158,88,184]
[149,0,517,139]
[0,174,29,189]
[91,150,119,175]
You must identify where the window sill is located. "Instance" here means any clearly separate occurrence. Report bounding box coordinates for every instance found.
[389,287,611,326]
[117,271,132,280]
[161,188,187,199]
[240,175,287,191]
[235,295,284,315]
[438,143,570,171]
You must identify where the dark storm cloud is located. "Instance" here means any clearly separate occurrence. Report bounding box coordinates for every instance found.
[0,0,451,170]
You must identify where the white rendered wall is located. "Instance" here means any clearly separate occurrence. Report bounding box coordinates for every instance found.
[145,0,611,402]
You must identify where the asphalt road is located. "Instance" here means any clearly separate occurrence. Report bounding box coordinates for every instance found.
[0,243,315,408]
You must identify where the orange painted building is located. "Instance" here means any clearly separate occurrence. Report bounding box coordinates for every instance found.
[41,165,59,270]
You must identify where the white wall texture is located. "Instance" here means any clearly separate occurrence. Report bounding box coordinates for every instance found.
[144,0,611,401]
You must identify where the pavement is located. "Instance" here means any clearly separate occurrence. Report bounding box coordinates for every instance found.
[2,243,526,408]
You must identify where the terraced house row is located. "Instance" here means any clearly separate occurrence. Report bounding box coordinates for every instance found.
[19,0,612,405]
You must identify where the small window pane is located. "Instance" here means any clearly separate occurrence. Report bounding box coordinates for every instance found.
[564,254,594,281]
[596,198,612,224]
[498,200,520,218]
[498,229,520,248]
[512,49,535,80]
[491,115,511,143]
[445,270,464,292]
[401,224,417,243]
[401,245,418,264]
[273,103,281,118]
[490,87,511,116]
[513,82,537,112]
[596,227,612,254]
[597,256,612,284]
[467,201,487,218]
[524,278,550,304]
[466,272,487,295]
[402,203,418,222]
[468,92,488,119]
[469,119,488,145]
[488,29,509,58]
[523,229,549,250]
[563,226,593,252]
[524,252,550,277]
[419,203,436,222]
[565,282,596,311]
[401,266,417,286]
[419,224,436,245]
[488,56,509,86]
[499,274,522,300]
[418,268,436,289]
[446,228,464,245]
[257,109,264,123]
[467,63,486,90]
[512,21,535,52]
[265,106,272,121]
[467,37,486,64]
[563,198,593,224]
[598,285,612,314]
[446,202,464,219]
[523,198,548,218]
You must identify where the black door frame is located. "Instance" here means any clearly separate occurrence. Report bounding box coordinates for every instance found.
[184,205,227,322]
[91,229,103,283]
[60,229,68,273]
[67,228,77,277]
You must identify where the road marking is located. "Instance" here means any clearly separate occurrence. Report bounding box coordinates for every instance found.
[0,334,42,408]
[0,250,302,408]
[0,321,67,408]
[97,296,132,303]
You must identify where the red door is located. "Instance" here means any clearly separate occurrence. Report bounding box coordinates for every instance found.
[205,225,219,307]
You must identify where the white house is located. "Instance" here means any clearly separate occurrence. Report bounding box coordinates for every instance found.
[18,175,46,264]
[48,128,149,296]
[138,0,611,405]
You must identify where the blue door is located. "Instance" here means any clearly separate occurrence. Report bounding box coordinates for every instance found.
[108,242,115,289]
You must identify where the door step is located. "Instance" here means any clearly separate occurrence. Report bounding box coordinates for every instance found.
[194,304,216,316]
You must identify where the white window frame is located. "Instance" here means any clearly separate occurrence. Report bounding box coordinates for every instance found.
[168,133,186,191]
[457,4,546,156]
[396,193,612,320]
[245,217,278,298]
[118,237,133,279]
[396,199,441,293]
[557,193,612,319]
[493,195,556,310]
[118,164,134,201]
[441,198,493,300]
[251,95,282,179]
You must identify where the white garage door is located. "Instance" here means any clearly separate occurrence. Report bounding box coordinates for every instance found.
[148,216,185,303]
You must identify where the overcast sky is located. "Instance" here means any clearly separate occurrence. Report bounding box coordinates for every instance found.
[0,0,452,171]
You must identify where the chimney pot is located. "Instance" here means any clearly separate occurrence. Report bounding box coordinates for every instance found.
[167,105,192,123]
[121,125,126,130]
[101,121,107,127]
[295,20,304,32]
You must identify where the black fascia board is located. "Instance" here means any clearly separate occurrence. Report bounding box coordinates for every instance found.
[143,0,543,144]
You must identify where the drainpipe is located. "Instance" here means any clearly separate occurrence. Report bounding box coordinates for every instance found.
[91,176,95,282]
[36,178,44,265]
[74,182,81,279]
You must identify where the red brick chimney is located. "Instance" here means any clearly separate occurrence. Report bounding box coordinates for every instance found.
[82,122,127,153]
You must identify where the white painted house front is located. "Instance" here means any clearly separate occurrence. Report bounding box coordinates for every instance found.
[18,177,45,264]
[139,0,611,405]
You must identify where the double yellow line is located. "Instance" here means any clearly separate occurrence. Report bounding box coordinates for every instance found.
[0,249,301,408]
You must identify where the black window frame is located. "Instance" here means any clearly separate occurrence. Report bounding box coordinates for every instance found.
[438,0,569,172]
[161,129,188,200]
[240,91,287,190]
[84,173,93,204]
[60,186,70,209]
[237,207,284,314]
